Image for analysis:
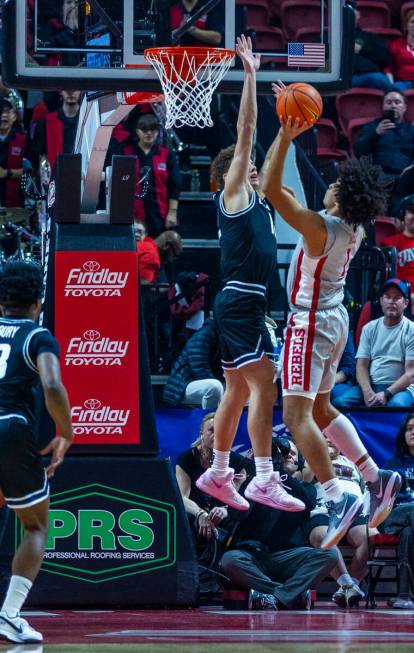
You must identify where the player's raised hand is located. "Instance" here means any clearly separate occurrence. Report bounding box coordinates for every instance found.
[236,34,260,73]
[272,80,286,98]
[40,436,72,478]
[279,116,312,141]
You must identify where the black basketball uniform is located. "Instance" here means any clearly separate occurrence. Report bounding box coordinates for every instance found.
[214,190,277,369]
[0,317,59,509]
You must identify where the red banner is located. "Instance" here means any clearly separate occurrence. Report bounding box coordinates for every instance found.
[55,251,140,445]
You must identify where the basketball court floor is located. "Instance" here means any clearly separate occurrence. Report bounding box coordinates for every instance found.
[8,605,414,651]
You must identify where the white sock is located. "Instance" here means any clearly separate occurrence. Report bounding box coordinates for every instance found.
[358,458,379,483]
[211,449,231,479]
[322,477,343,503]
[255,457,273,482]
[324,414,368,463]
[338,572,353,587]
[1,575,32,617]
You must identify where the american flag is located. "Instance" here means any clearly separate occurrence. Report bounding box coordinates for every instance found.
[287,42,326,67]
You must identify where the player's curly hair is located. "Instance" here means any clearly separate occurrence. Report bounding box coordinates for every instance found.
[0,261,43,310]
[210,144,237,188]
[335,157,389,227]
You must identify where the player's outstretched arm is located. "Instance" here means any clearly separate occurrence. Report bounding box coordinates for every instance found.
[224,35,260,211]
[37,352,73,477]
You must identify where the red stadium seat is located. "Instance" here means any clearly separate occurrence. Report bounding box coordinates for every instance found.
[404,88,414,123]
[363,26,402,47]
[315,118,348,161]
[295,26,326,43]
[235,0,269,28]
[357,1,391,29]
[250,26,285,51]
[280,1,323,41]
[335,87,384,135]
[374,215,397,246]
[366,532,399,609]
[346,116,377,154]
[401,2,414,28]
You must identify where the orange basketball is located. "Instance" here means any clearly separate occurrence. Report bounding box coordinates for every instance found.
[276,83,323,126]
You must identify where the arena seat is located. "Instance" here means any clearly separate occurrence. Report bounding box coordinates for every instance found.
[401,2,414,27]
[295,26,326,43]
[366,533,399,609]
[404,88,414,124]
[315,118,348,161]
[336,88,384,136]
[235,0,269,28]
[280,0,323,41]
[363,26,402,47]
[374,216,397,246]
[346,116,377,155]
[250,26,285,51]
[357,1,391,29]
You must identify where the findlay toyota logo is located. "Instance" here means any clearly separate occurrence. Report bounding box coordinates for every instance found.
[65,329,129,366]
[72,398,131,435]
[65,261,129,297]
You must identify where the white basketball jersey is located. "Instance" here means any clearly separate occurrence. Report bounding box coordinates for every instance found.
[287,211,364,310]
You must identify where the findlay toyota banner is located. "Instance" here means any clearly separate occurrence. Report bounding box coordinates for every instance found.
[55,251,140,445]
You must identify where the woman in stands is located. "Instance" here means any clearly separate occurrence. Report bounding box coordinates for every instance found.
[382,415,414,608]
[175,412,251,542]
[385,10,414,91]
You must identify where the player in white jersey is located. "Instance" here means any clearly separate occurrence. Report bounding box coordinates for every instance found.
[262,83,401,548]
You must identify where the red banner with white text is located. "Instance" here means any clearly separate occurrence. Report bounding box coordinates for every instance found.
[55,251,140,445]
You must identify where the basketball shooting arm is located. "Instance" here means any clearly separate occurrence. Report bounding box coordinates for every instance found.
[223,35,260,213]
[37,352,73,477]
[263,85,327,256]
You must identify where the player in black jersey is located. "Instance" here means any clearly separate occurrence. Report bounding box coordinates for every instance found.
[0,261,73,644]
[196,35,305,514]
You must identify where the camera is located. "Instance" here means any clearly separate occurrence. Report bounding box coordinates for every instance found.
[383,109,395,123]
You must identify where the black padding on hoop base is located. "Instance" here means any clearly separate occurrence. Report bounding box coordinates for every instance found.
[109,155,136,224]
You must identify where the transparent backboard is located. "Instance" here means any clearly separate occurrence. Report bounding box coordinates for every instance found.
[2,0,354,94]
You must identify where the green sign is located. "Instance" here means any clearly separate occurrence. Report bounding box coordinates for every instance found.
[15,483,176,583]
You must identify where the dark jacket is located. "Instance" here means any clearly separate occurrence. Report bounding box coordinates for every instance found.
[228,476,317,552]
[0,129,27,207]
[163,319,222,405]
[353,27,391,74]
[384,452,414,505]
[354,119,414,176]
[338,330,356,383]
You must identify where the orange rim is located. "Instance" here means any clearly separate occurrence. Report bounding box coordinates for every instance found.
[144,46,236,67]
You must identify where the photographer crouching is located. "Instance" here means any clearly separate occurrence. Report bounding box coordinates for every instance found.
[220,434,337,610]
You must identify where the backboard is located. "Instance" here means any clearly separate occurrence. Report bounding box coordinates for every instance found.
[2,0,355,94]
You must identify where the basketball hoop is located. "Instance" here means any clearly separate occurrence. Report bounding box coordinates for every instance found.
[119,89,165,106]
[143,46,236,129]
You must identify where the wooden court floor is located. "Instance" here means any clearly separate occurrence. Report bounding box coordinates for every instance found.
[2,605,412,652]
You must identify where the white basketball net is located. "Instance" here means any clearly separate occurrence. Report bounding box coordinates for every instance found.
[144,48,235,129]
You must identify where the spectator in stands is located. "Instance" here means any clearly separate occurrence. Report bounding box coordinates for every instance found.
[168,271,209,342]
[154,229,183,283]
[163,317,224,408]
[220,437,337,610]
[135,220,161,284]
[37,0,80,67]
[170,0,224,47]
[381,196,414,297]
[305,440,376,608]
[350,2,393,92]
[0,96,27,208]
[331,331,356,408]
[29,90,81,171]
[114,112,181,237]
[381,414,414,608]
[335,278,414,409]
[354,90,414,183]
[385,10,414,91]
[175,412,250,542]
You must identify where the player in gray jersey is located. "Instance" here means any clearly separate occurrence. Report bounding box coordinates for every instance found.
[262,81,401,549]
[0,262,73,644]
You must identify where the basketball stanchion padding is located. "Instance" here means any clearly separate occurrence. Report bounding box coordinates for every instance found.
[109,155,136,224]
[143,46,236,129]
[276,83,323,126]
[53,154,81,224]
